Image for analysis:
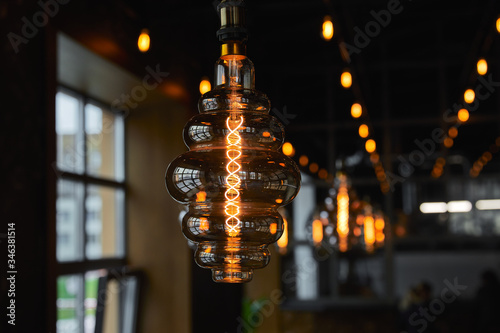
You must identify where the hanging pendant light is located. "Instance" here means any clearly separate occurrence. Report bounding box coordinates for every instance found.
[165,0,301,283]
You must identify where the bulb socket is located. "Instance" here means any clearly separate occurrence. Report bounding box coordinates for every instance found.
[217,0,248,42]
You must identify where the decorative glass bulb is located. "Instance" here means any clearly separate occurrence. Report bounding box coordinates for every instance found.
[166,46,300,282]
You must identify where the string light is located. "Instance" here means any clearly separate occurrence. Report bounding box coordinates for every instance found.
[341,71,352,88]
[318,168,328,179]
[358,124,369,138]
[199,77,211,94]
[477,59,488,75]
[299,155,309,167]
[458,109,469,122]
[282,142,295,156]
[444,137,454,148]
[137,29,150,52]
[351,103,362,118]
[497,17,500,33]
[309,162,319,173]
[365,139,376,153]
[322,16,334,41]
[448,127,458,139]
[464,89,475,104]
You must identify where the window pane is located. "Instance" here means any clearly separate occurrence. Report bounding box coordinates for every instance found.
[84,270,104,333]
[85,103,124,181]
[57,274,83,333]
[57,180,84,262]
[56,91,84,173]
[86,185,125,259]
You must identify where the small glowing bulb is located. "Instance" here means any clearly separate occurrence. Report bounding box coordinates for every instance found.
[464,89,475,104]
[444,137,453,148]
[282,142,294,156]
[312,219,323,245]
[497,17,500,33]
[309,162,319,173]
[322,16,334,41]
[299,155,309,167]
[458,109,469,122]
[138,29,150,52]
[199,78,211,95]
[351,103,362,118]
[375,218,385,230]
[358,124,369,138]
[365,139,376,153]
[448,127,458,139]
[477,59,488,75]
[340,71,352,88]
[318,168,328,179]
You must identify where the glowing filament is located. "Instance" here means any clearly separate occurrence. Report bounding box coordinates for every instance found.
[225,115,244,237]
[337,182,349,252]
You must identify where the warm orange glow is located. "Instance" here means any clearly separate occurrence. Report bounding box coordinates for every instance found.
[275,198,283,204]
[365,139,376,153]
[483,151,493,161]
[277,218,288,251]
[312,219,323,246]
[436,157,446,166]
[200,217,209,231]
[337,178,349,252]
[199,78,211,95]
[270,223,277,235]
[262,131,271,138]
[340,71,352,88]
[375,217,385,230]
[444,137,453,148]
[464,89,475,104]
[458,109,469,122]
[299,155,309,167]
[370,153,380,164]
[448,127,458,139]
[204,245,212,253]
[376,232,385,243]
[356,214,364,225]
[322,16,334,41]
[477,59,488,75]
[364,215,375,252]
[225,115,244,237]
[138,29,150,52]
[309,162,319,173]
[353,227,361,237]
[351,103,362,118]
[318,168,328,179]
[282,142,294,156]
[358,124,369,138]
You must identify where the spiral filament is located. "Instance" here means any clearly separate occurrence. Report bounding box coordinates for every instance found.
[337,179,349,252]
[225,115,244,237]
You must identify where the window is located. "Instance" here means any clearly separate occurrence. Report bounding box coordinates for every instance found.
[55,88,126,333]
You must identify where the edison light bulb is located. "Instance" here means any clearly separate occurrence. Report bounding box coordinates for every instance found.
[166,0,300,283]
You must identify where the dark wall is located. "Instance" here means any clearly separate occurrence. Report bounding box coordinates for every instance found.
[0,2,55,332]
